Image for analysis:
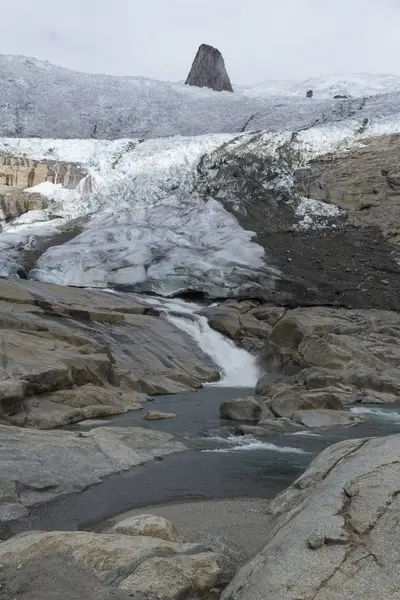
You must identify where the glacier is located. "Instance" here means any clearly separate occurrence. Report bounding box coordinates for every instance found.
[2,56,400,298]
[2,55,400,139]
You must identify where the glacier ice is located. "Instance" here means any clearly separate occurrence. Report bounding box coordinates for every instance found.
[29,195,268,297]
[3,55,400,139]
[2,62,400,296]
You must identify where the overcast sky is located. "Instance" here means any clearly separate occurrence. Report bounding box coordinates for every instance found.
[2,0,400,84]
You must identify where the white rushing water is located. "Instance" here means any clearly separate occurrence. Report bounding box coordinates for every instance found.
[144,296,260,388]
[350,406,400,422]
[201,434,308,454]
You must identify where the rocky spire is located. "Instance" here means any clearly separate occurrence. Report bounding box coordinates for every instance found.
[185,44,233,93]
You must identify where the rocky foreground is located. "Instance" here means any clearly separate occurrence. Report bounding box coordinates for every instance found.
[0,513,242,599]
[223,433,400,600]
[1,268,400,528]
[0,432,398,599]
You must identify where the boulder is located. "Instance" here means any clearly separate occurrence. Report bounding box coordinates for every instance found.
[234,424,271,437]
[179,532,247,585]
[293,408,364,428]
[144,411,178,421]
[119,553,220,598]
[235,418,304,436]
[220,397,270,422]
[109,514,181,542]
[222,434,400,600]
[0,530,221,600]
[268,389,344,419]
[250,305,286,326]
[185,44,233,92]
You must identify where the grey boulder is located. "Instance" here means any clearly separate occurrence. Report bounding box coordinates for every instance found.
[220,397,270,422]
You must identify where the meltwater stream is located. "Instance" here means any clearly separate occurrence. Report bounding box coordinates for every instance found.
[7,290,400,537]
[144,296,260,387]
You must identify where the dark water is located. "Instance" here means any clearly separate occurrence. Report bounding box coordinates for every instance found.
[8,387,400,537]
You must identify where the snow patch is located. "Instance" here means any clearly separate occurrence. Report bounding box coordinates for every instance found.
[294,197,344,230]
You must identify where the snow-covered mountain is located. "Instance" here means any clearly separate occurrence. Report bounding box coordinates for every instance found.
[2,54,400,139]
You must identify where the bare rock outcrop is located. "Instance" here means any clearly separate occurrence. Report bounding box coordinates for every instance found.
[0,425,185,526]
[0,278,219,429]
[294,133,400,245]
[212,300,400,429]
[258,306,400,407]
[0,150,86,191]
[185,44,233,92]
[0,518,222,599]
[222,433,400,600]
[0,150,87,222]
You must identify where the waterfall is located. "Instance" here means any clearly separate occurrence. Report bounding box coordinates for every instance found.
[144,296,260,388]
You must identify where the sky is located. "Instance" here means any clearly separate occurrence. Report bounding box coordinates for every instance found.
[2,0,400,84]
